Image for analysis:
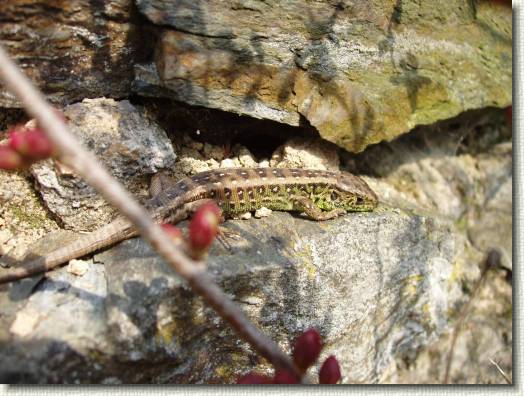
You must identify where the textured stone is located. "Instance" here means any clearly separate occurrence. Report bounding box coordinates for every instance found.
[350,109,512,271]
[0,208,459,383]
[134,0,512,152]
[0,169,60,263]
[0,107,511,384]
[30,98,177,231]
[270,137,340,170]
[381,269,512,384]
[0,0,144,108]
[344,109,512,383]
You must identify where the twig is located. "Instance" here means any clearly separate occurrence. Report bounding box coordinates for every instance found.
[0,45,299,378]
[488,358,512,384]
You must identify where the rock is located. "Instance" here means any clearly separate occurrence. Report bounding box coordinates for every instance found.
[344,109,512,383]
[466,144,512,271]
[134,0,511,152]
[254,207,272,219]
[29,98,177,231]
[238,212,252,220]
[220,158,237,168]
[0,170,60,263]
[0,0,145,108]
[349,109,512,272]
[0,102,511,384]
[0,208,460,383]
[1,260,112,383]
[381,268,512,384]
[234,146,258,168]
[9,307,41,338]
[270,137,340,170]
[67,260,89,277]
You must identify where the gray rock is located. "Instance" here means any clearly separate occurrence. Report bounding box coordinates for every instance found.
[349,110,512,271]
[0,103,511,384]
[0,208,461,383]
[381,269,512,384]
[30,98,176,231]
[343,110,512,383]
[134,0,511,152]
[466,144,512,271]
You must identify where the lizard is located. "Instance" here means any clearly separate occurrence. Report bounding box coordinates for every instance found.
[0,167,378,284]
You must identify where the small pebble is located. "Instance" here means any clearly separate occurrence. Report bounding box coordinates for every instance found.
[220,158,236,168]
[254,207,272,218]
[10,308,40,337]
[67,259,89,276]
[239,212,252,220]
[0,230,12,245]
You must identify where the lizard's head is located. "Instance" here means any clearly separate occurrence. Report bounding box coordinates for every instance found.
[330,173,378,212]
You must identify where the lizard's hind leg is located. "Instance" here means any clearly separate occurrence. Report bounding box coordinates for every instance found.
[292,196,345,221]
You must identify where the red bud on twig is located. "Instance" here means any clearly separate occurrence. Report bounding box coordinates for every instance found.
[318,355,341,384]
[189,201,222,256]
[9,127,55,160]
[293,329,322,372]
[273,370,299,384]
[0,145,24,170]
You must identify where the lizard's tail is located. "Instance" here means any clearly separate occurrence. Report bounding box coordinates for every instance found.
[0,217,137,284]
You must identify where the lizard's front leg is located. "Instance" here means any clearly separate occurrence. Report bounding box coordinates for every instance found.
[292,196,346,221]
[149,172,178,197]
[170,199,237,250]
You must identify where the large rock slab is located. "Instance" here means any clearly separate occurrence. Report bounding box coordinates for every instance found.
[351,109,513,271]
[0,208,459,383]
[345,109,512,383]
[0,0,145,107]
[134,0,511,152]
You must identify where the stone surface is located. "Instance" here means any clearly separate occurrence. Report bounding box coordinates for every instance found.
[381,268,512,384]
[0,106,511,384]
[30,98,177,231]
[0,208,459,383]
[344,108,512,383]
[0,0,145,108]
[0,169,60,262]
[349,109,512,272]
[270,137,340,170]
[134,0,512,152]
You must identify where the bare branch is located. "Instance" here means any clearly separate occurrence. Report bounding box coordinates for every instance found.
[0,45,299,378]
[488,358,512,384]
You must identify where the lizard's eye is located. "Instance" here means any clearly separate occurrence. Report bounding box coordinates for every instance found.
[330,191,339,201]
[356,197,364,205]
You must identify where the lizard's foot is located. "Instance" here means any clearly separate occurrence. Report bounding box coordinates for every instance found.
[216,227,242,251]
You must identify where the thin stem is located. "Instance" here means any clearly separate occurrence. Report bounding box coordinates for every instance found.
[488,358,512,384]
